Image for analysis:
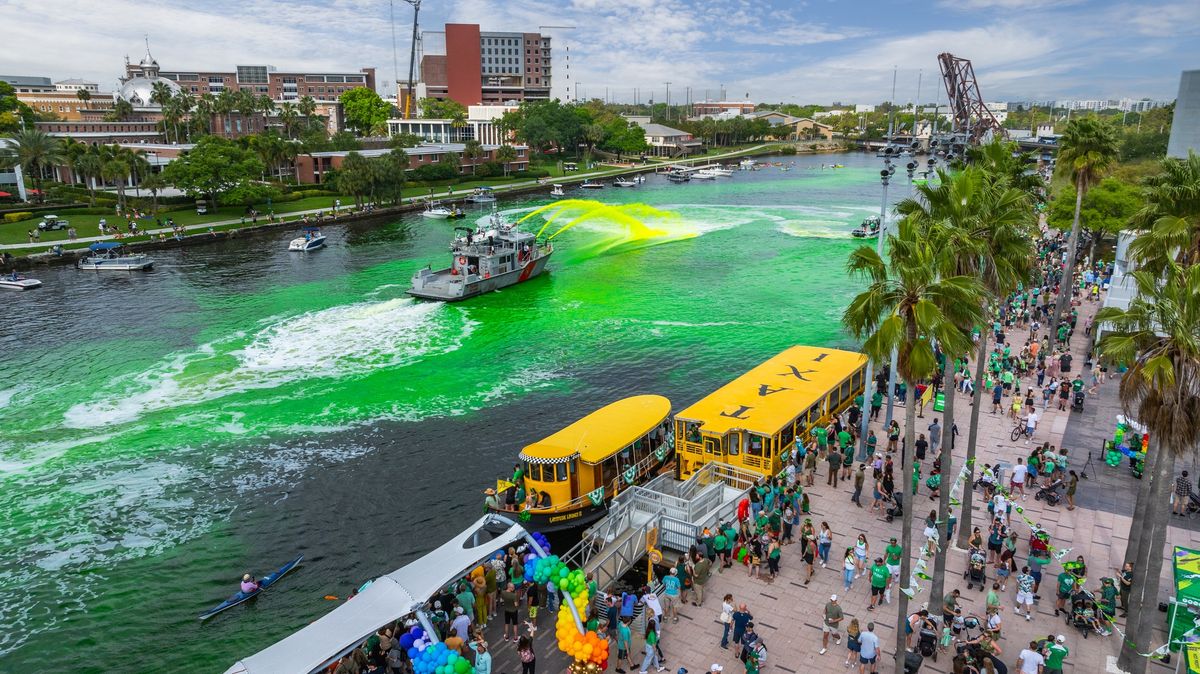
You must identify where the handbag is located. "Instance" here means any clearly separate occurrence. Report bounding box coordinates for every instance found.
[720,610,732,624]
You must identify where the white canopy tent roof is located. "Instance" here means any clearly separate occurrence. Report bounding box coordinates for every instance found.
[224,514,531,674]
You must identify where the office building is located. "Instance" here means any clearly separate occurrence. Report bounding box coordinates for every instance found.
[1167,70,1199,159]
[387,105,515,145]
[0,75,53,93]
[420,24,551,106]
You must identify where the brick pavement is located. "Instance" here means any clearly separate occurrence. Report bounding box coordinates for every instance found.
[637,291,1198,674]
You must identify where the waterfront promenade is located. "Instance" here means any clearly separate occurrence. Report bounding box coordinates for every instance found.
[456,286,1198,674]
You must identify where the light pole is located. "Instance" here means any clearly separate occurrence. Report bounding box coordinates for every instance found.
[665,82,671,120]
[859,158,895,458]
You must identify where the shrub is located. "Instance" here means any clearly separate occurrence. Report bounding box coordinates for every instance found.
[4,212,34,223]
[779,145,798,155]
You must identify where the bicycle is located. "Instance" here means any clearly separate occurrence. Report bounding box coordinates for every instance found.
[1011,423,1030,442]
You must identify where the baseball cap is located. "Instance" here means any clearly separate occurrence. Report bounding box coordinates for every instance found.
[711,665,723,672]
[1056,634,1065,643]
[830,594,838,601]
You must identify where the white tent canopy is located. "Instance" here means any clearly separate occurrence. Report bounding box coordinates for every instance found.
[224,514,531,674]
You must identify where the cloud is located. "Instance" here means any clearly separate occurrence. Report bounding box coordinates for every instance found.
[940,0,1082,9]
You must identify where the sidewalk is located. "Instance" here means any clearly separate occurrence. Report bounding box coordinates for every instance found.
[0,144,777,252]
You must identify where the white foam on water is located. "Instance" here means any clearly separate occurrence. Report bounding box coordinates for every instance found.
[0,432,119,474]
[62,298,474,429]
[0,386,20,409]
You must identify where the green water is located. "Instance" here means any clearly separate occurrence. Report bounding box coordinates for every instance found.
[0,155,895,672]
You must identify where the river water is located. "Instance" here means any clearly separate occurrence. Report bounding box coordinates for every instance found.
[0,153,898,672]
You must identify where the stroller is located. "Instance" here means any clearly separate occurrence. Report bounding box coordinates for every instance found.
[886,490,904,523]
[916,616,939,662]
[1066,590,1099,639]
[1072,390,1086,412]
[963,547,987,590]
[1035,479,1064,506]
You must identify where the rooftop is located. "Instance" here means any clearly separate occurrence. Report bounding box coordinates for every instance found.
[305,142,526,158]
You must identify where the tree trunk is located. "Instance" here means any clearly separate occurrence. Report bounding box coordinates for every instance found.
[1123,435,1160,572]
[1117,438,1172,673]
[859,361,875,460]
[956,331,991,548]
[893,376,919,674]
[929,359,957,603]
[1053,184,1085,329]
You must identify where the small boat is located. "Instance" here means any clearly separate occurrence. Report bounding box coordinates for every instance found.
[421,201,455,219]
[709,167,735,177]
[579,180,603,190]
[467,187,497,203]
[665,170,691,183]
[447,206,467,219]
[408,206,554,302]
[288,226,326,252]
[851,216,882,238]
[613,177,638,187]
[550,184,565,197]
[831,164,845,169]
[0,272,41,290]
[738,159,755,170]
[692,169,718,180]
[198,555,304,621]
[76,242,154,271]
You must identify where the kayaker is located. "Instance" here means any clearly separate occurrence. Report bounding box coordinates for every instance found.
[241,574,260,594]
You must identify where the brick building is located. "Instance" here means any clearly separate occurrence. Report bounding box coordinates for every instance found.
[154,63,376,101]
[420,24,551,106]
[294,143,529,185]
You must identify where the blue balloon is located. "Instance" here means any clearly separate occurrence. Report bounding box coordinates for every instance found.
[400,634,416,649]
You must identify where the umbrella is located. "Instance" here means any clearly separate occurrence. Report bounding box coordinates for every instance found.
[0,191,11,198]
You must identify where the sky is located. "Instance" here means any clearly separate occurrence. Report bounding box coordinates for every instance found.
[1,0,1197,105]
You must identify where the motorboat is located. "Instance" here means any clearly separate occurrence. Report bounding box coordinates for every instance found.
[692,169,719,180]
[421,201,455,219]
[739,159,756,170]
[613,177,638,187]
[408,206,554,302]
[76,242,154,271]
[550,184,565,197]
[0,272,41,290]
[709,167,735,177]
[467,187,497,203]
[288,226,326,252]
[851,215,882,238]
[665,170,691,183]
[579,180,603,190]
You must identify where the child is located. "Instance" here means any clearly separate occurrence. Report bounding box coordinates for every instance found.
[940,624,953,653]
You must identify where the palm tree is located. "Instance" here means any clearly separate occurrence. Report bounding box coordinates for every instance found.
[495,145,518,177]
[215,89,238,134]
[74,148,103,207]
[1096,262,1200,674]
[899,166,1038,602]
[449,111,468,142]
[842,220,986,674]
[1127,150,1200,274]
[0,129,64,203]
[194,93,217,136]
[61,137,88,185]
[278,102,299,139]
[296,96,319,134]
[140,172,167,214]
[1052,118,1118,328]
[108,98,134,122]
[75,88,91,108]
[462,140,485,175]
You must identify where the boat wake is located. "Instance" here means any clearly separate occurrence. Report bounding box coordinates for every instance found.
[62,298,475,429]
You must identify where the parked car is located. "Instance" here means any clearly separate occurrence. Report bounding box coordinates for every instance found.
[195,199,208,215]
[37,215,69,231]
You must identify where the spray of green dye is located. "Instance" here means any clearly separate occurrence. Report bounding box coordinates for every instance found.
[517,199,690,246]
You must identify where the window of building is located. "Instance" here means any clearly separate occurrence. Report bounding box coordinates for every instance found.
[208,76,225,83]
[236,65,269,84]
[282,76,297,84]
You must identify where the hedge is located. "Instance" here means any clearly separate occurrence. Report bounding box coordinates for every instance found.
[4,212,36,223]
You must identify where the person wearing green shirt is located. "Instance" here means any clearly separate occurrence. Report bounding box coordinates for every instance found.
[870,390,883,420]
[884,538,903,580]
[1001,369,1014,393]
[1044,635,1069,674]
[868,558,889,610]
[812,425,829,449]
[866,430,878,455]
[985,583,1001,615]
[1054,571,1078,616]
[714,529,730,570]
[853,393,864,409]
[837,429,852,450]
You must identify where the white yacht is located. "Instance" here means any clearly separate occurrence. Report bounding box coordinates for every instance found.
[710,167,735,177]
[76,242,154,271]
[692,169,718,180]
[739,158,756,170]
[550,184,565,197]
[579,180,604,190]
[613,177,638,187]
[467,187,497,203]
[421,201,455,219]
[288,227,326,252]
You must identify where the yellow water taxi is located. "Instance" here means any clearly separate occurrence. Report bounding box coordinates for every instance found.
[487,395,673,532]
[674,346,867,479]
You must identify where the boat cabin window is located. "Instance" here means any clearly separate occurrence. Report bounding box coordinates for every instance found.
[807,403,822,428]
[780,422,795,451]
[703,436,722,455]
[685,423,701,443]
[747,434,766,457]
[840,378,852,406]
[557,462,568,481]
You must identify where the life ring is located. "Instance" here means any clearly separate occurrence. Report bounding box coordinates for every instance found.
[457,256,467,265]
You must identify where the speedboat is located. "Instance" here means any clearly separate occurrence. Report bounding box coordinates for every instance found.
[613,177,638,187]
[467,187,497,203]
[579,180,603,190]
[739,159,756,170]
[76,242,154,271]
[550,184,565,197]
[288,227,326,252]
[421,201,454,219]
[710,167,735,177]
[0,272,41,290]
[665,170,690,183]
[692,169,719,180]
[851,216,882,238]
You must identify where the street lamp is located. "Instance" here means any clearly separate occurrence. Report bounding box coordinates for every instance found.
[859,159,896,457]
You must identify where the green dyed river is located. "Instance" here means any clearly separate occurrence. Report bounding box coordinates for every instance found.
[0,152,900,672]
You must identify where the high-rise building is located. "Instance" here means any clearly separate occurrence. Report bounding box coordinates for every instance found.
[1168,70,1199,159]
[420,24,551,107]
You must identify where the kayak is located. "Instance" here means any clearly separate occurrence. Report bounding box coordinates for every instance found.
[199,554,303,621]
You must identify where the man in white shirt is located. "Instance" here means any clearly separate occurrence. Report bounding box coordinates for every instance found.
[1011,458,1029,499]
[1018,640,1046,673]
[1024,410,1039,443]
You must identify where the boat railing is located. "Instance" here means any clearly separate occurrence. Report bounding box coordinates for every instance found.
[521,449,665,516]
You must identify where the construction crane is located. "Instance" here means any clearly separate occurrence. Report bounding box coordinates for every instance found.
[937,52,1004,148]
[393,0,421,119]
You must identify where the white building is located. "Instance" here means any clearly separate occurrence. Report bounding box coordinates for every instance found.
[54,79,99,93]
[854,104,875,113]
[0,138,27,202]
[386,104,516,145]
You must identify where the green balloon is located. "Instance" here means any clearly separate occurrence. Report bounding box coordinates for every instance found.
[559,577,568,590]
[455,659,471,673]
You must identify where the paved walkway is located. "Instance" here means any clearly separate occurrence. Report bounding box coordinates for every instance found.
[0,145,777,252]
[612,285,1191,674]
